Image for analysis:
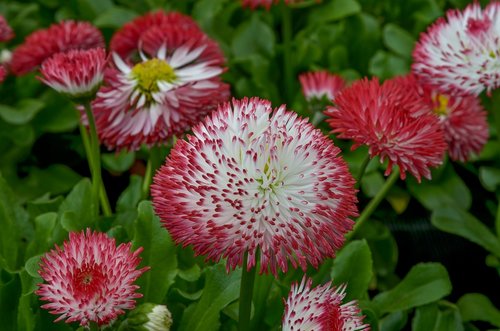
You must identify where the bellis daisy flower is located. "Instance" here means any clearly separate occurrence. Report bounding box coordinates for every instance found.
[299,71,345,103]
[0,15,14,42]
[35,229,149,327]
[325,77,447,182]
[92,13,230,151]
[39,48,106,100]
[413,1,500,96]
[11,20,104,75]
[151,97,358,276]
[282,277,370,331]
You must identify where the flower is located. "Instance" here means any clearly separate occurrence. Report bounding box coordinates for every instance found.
[125,303,173,331]
[110,11,200,60]
[412,2,500,96]
[35,229,149,327]
[299,71,345,102]
[11,20,104,75]
[93,13,229,151]
[0,15,14,42]
[325,77,447,182]
[282,277,370,331]
[151,97,358,275]
[39,48,106,99]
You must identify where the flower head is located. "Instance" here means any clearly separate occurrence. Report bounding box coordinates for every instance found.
[299,71,345,102]
[282,277,370,331]
[151,97,358,276]
[39,48,106,100]
[325,77,447,182]
[126,303,173,331]
[93,13,229,151]
[35,229,149,327]
[412,2,500,96]
[0,15,14,42]
[11,20,104,75]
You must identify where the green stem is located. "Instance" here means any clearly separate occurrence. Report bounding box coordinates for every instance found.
[347,168,400,240]
[281,2,293,104]
[142,147,161,200]
[355,154,371,189]
[239,253,256,331]
[82,102,111,216]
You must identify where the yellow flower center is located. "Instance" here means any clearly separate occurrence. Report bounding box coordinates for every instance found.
[131,59,176,101]
[433,94,449,116]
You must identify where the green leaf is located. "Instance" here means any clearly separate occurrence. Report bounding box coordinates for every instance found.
[362,171,385,198]
[33,91,78,133]
[102,150,135,173]
[232,14,275,58]
[59,178,97,232]
[0,271,21,331]
[458,293,500,327]
[331,239,373,301]
[94,6,138,28]
[372,263,452,314]
[309,0,361,23]
[382,23,415,58]
[132,201,177,303]
[24,255,42,279]
[116,175,143,213]
[412,303,464,331]
[0,100,44,125]
[368,50,410,80]
[25,212,57,258]
[360,221,398,278]
[26,194,64,219]
[479,167,500,192]
[380,310,408,331]
[179,264,241,331]
[431,206,500,257]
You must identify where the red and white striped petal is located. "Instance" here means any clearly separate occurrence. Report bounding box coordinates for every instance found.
[299,71,345,102]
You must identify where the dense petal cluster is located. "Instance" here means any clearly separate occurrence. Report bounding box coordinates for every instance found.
[413,2,500,95]
[11,20,104,75]
[0,15,14,42]
[325,77,447,182]
[93,11,229,151]
[39,48,106,99]
[151,97,358,275]
[282,277,370,331]
[36,229,149,327]
[299,71,345,102]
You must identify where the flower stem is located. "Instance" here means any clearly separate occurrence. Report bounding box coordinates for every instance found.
[347,168,400,240]
[239,253,256,331]
[142,146,162,200]
[82,101,111,216]
[355,154,371,189]
[281,1,293,104]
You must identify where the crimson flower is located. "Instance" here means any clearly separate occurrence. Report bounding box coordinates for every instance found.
[151,97,358,276]
[282,277,370,331]
[11,20,104,75]
[36,229,149,327]
[299,71,345,102]
[413,2,500,96]
[0,15,14,42]
[325,77,447,182]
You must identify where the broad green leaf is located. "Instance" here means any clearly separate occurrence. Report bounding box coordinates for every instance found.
[379,310,408,331]
[178,264,202,282]
[431,206,500,257]
[77,0,113,20]
[26,194,64,219]
[116,175,143,213]
[309,0,361,23]
[362,171,385,198]
[102,150,135,173]
[413,303,463,331]
[457,293,500,327]
[132,201,177,303]
[232,14,275,58]
[59,179,97,232]
[0,100,44,125]
[0,123,34,147]
[179,264,241,331]
[331,239,373,301]
[94,6,137,28]
[0,272,21,331]
[382,23,415,58]
[372,263,452,314]
[368,50,410,80]
[32,91,78,133]
[479,167,500,192]
[25,212,57,258]
[25,255,42,279]
[17,270,36,331]
[359,221,398,278]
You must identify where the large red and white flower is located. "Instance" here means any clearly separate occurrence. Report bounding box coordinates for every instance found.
[0,15,14,42]
[11,20,104,75]
[299,71,345,102]
[36,229,149,327]
[93,13,229,151]
[151,97,358,275]
[282,277,370,331]
[413,2,500,96]
[39,48,106,99]
[325,77,447,182]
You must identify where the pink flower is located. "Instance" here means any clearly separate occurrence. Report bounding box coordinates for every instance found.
[0,65,6,83]
[36,229,149,327]
[93,12,229,151]
[413,2,500,96]
[11,20,104,75]
[39,48,106,99]
[325,77,447,182]
[299,71,345,102]
[0,15,14,42]
[282,277,370,331]
[151,97,358,276]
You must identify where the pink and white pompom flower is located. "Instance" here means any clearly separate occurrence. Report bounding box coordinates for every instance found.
[282,277,370,331]
[151,97,358,276]
[92,12,229,151]
[35,229,149,327]
[39,48,106,99]
[413,1,500,96]
[0,15,14,42]
[299,71,345,102]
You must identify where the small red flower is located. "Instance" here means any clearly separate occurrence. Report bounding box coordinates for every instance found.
[325,77,447,182]
[35,229,149,327]
[0,15,14,42]
[299,71,345,102]
[282,277,370,331]
[11,20,104,75]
